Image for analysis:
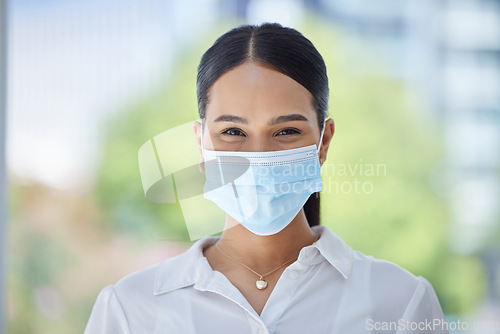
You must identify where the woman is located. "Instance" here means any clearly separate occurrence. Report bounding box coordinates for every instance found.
[85,23,448,333]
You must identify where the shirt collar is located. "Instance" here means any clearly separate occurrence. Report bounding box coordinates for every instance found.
[154,236,217,295]
[308,225,354,279]
[154,226,353,296]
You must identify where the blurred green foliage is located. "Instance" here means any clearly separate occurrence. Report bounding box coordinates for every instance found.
[95,43,200,240]
[93,17,486,316]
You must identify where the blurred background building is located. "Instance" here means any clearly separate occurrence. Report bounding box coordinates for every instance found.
[3,0,500,332]
[311,0,500,314]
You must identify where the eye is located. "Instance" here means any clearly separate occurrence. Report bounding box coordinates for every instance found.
[275,128,301,136]
[221,128,246,136]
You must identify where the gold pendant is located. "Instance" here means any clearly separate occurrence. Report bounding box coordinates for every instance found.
[256,279,268,290]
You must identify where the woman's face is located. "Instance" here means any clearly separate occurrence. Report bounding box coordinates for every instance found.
[197,61,332,155]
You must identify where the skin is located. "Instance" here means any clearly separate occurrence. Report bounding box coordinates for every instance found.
[193,61,335,315]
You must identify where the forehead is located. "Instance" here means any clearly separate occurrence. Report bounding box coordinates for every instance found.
[206,61,315,123]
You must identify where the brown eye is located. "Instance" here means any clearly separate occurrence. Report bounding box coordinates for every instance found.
[221,128,246,136]
[276,128,301,136]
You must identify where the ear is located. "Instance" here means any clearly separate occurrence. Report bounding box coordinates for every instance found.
[193,121,205,173]
[319,118,335,166]
[193,120,202,156]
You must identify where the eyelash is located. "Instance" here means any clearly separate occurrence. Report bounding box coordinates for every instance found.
[220,128,246,136]
[220,127,301,137]
[275,128,301,136]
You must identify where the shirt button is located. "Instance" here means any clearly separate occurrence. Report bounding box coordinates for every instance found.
[289,270,299,279]
[258,328,266,334]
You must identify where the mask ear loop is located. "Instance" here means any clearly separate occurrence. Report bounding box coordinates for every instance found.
[314,124,326,198]
[200,121,206,159]
[317,124,325,154]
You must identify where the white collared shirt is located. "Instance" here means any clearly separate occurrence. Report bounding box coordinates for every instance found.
[85,226,449,334]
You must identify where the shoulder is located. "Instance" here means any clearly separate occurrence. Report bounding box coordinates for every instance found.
[85,264,160,334]
[112,237,213,299]
[87,252,192,330]
[355,251,421,294]
[314,225,423,295]
[112,262,160,299]
[316,224,446,320]
[85,254,190,333]
[350,250,442,317]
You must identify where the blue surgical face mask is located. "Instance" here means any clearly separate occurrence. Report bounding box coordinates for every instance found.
[201,125,325,236]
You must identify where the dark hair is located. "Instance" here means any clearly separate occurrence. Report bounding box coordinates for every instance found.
[196,23,329,227]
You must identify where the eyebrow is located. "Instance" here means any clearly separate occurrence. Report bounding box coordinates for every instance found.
[269,113,309,125]
[213,113,309,125]
[213,115,248,124]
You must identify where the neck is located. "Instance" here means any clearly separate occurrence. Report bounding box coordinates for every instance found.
[216,209,319,272]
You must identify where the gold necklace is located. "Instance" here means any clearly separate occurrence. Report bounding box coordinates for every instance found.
[215,243,297,290]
